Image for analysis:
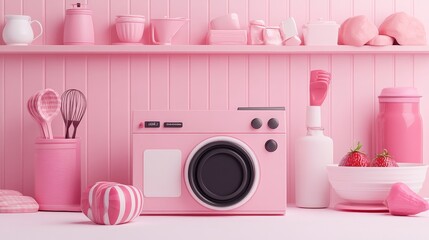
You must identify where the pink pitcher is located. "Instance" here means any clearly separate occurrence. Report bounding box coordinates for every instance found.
[376,87,422,163]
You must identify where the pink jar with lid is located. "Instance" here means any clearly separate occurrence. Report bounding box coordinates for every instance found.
[376,87,422,163]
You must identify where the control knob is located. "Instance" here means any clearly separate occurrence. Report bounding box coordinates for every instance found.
[251,118,263,129]
[265,139,278,152]
[268,118,279,129]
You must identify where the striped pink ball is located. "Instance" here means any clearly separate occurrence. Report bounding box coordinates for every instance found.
[81,182,143,225]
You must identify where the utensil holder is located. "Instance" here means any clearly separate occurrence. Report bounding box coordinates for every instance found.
[34,138,81,211]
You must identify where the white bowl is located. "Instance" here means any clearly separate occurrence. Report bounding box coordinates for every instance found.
[327,163,428,204]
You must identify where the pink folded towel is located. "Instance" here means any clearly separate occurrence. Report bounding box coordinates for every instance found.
[0,194,39,213]
[339,15,378,46]
[379,12,426,45]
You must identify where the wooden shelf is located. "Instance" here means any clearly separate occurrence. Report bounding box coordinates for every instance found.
[0,45,429,55]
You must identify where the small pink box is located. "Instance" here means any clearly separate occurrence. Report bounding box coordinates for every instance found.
[207,30,247,45]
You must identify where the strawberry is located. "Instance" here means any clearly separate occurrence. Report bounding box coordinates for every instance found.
[370,149,398,167]
[339,142,370,167]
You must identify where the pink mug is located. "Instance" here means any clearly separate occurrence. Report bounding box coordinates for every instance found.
[376,87,422,163]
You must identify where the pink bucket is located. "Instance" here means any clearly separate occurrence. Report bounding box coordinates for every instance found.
[34,138,81,211]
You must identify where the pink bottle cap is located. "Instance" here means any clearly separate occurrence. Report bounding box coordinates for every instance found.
[379,87,421,102]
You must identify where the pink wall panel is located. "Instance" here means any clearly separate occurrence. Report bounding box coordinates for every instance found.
[110,56,130,184]
[189,56,209,110]
[0,56,4,188]
[22,56,44,196]
[209,55,228,110]
[228,55,247,109]
[394,0,413,14]
[189,0,208,45]
[130,56,150,110]
[309,0,328,21]
[353,55,375,157]
[4,56,23,191]
[170,55,189,110]
[268,0,288,25]
[91,0,110,44]
[375,0,394,26]
[414,55,429,196]
[45,0,64,45]
[150,56,169,110]
[2,0,429,201]
[395,55,414,87]
[248,56,268,106]
[86,56,109,188]
[331,56,353,163]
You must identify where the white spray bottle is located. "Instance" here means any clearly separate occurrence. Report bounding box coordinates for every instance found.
[295,70,333,208]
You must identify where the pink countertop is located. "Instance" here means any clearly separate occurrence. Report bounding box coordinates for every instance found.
[1,207,428,240]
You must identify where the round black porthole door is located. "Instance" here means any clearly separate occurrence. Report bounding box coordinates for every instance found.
[187,140,256,208]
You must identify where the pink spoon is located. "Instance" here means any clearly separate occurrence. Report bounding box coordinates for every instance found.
[36,89,61,139]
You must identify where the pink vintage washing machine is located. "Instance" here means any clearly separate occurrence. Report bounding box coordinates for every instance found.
[132,107,287,214]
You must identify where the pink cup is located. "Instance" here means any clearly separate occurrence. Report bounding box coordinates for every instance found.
[34,138,81,211]
[376,87,422,163]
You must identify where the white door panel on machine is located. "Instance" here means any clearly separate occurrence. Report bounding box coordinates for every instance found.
[143,149,182,197]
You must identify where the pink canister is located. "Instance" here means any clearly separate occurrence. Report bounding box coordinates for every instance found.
[376,87,422,163]
[63,3,94,45]
[34,138,81,211]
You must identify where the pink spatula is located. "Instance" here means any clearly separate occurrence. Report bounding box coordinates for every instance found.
[310,69,331,106]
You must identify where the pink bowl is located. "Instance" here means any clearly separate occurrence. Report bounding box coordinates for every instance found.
[116,21,145,43]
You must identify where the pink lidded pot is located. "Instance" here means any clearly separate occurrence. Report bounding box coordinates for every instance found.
[63,3,94,45]
[376,87,422,163]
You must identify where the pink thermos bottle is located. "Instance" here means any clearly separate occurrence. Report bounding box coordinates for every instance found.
[63,2,94,45]
[376,87,422,163]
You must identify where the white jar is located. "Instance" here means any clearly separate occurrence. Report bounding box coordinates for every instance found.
[2,15,43,45]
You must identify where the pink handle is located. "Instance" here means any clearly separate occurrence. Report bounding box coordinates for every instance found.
[151,24,160,45]
[31,20,43,41]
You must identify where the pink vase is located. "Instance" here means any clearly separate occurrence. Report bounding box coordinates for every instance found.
[376,87,422,163]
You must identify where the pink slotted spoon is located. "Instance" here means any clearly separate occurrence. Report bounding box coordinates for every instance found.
[36,89,61,139]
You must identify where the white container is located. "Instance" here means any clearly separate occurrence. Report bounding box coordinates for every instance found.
[327,163,428,204]
[295,106,333,208]
[2,15,43,45]
[302,19,339,46]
